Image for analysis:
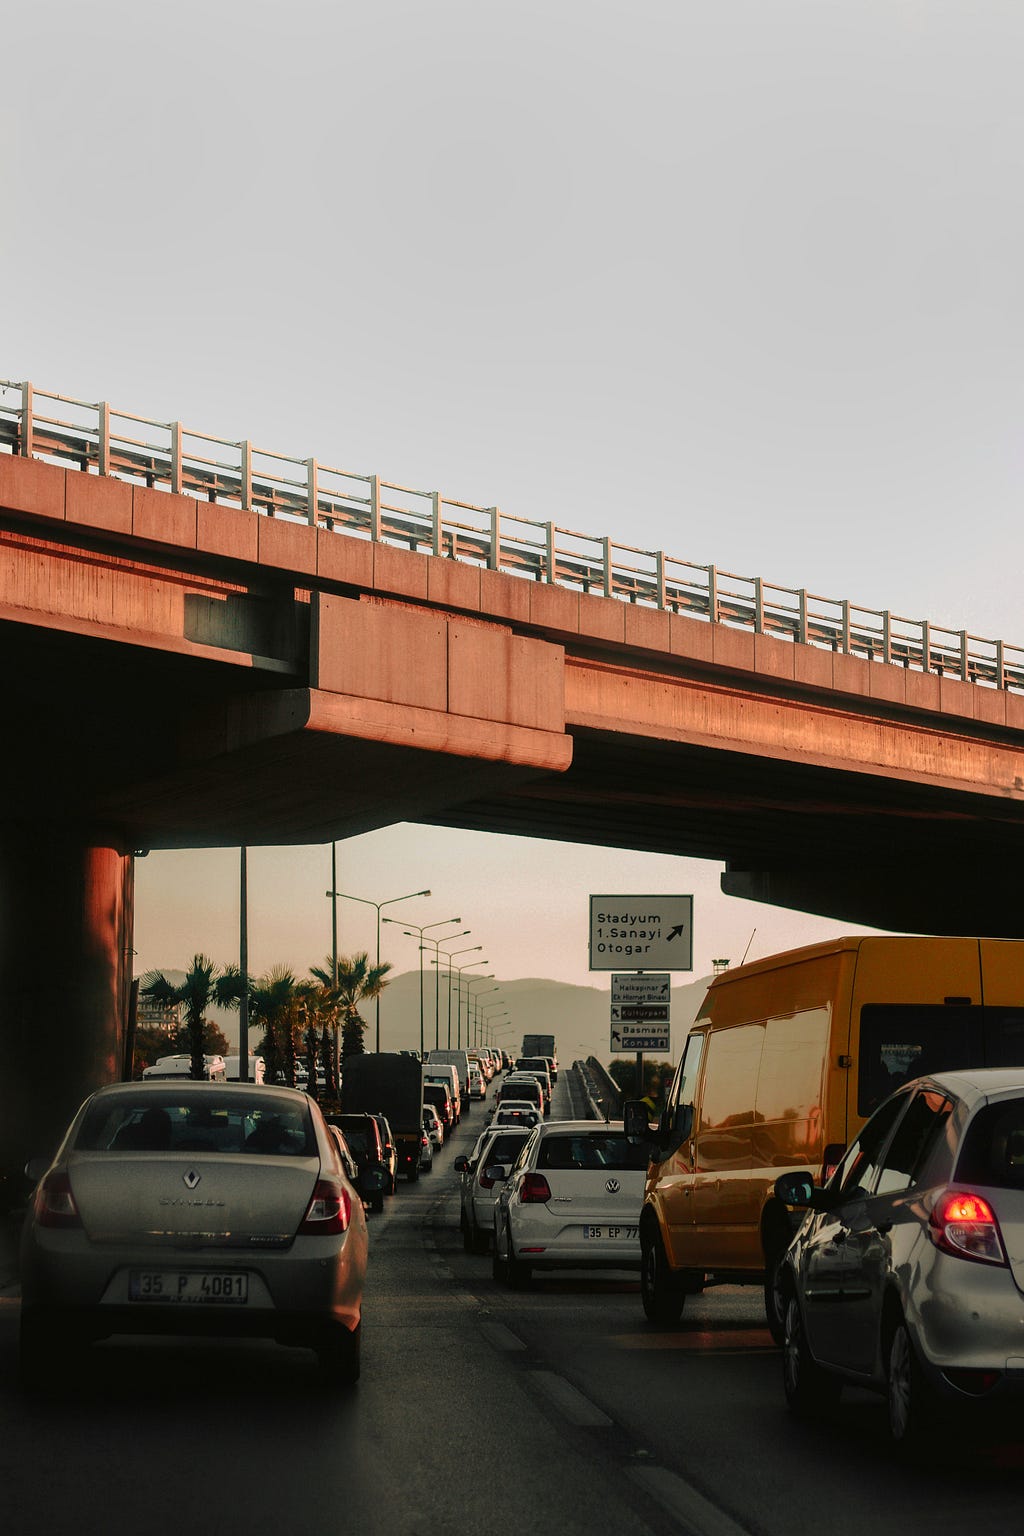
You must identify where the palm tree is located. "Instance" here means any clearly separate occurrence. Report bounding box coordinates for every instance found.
[247,967,298,1086]
[140,955,245,1081]
[308,959,344,1098]
[330,952,392,1059]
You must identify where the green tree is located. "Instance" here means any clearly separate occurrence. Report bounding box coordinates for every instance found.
[330,952,392,1060]
[140,956,245,1081]
[607,1058,674,1103]
[247,967,298,1086]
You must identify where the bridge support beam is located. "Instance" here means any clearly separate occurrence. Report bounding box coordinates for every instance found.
[721,862,1024,938]
[0,827,134,1208]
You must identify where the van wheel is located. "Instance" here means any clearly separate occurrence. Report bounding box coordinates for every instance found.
[640,1224,686,1325]
[783,1295,840,1416]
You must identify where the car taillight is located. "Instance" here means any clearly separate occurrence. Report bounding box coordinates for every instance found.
[35,1168,81,1229]
[929,1190,1007,1266]
[520,1172,552,1204]
[299,1180,351,1235]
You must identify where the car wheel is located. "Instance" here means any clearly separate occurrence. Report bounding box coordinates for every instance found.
[782,1295,841,1416]
[505,1227,532,1290]
[19,1310,80,1394]
[371,1192,384,1214]
[471,1220,490,1256]
[887,1317,935,1447]
[317,1322,361,1389]
[640,1224,687,1325]
[491,1225,509,1281]
[763,1249,787,1347]
[407,1162,419,1183]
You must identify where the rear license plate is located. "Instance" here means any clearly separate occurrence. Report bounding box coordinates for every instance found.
[581,1225,638,1240]
[129,1271,249,1304]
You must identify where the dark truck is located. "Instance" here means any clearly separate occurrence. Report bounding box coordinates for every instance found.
[341,1052,424,1184]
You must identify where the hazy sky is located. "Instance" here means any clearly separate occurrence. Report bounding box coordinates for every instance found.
[5,2,1024,995]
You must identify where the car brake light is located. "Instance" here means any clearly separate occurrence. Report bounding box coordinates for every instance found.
[520,1172,552,1204]
[299,1180,351,1235]
[35,1168,81,1229]
[929,1190,1007,1266]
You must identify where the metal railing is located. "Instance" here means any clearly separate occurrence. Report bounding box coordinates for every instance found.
[3,376,1022,692]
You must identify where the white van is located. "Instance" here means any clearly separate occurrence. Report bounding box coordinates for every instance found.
[423,1063,462,1123]
[425,1050,472,1111]
[141,1054,227,1082]
[223,1055,266,1084]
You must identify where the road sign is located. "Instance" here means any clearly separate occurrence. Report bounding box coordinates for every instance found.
[610,1004,669,1022]
[589,895,693,972]
[610,1022,671,1054]
[611,973,671,1005]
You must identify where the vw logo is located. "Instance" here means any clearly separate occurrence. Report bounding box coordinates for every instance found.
[183,1169,202,1190]
[606,1178,620,1193]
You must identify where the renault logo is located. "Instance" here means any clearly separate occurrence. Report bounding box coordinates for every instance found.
[606,1178,620,1193]
[183,1169,202,1190]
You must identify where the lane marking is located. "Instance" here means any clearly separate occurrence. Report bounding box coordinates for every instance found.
[478,1321,527,1352]
[630,1466,754,1536]
[530,1370,613,1427]
[611,1330,774,1353]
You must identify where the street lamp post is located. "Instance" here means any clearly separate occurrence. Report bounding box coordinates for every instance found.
[465,979,498,1048]
[430,946,482,1047]
[324,881,431,1051]
[382,915,462,1061]
[417,929,471,1050]
[480,1004,509,1047]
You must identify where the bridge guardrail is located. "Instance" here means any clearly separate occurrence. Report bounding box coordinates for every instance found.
[3,376,1022,693]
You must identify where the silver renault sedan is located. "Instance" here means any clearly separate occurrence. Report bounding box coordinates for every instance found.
[776,1067,1024,1446]
[19,1081,367,1390]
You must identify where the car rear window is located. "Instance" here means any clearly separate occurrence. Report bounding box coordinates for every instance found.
[537,1133,647,1171]
[955,1097,1024,1190]
[482,1132,530,1163]
[76,1092,316,1156]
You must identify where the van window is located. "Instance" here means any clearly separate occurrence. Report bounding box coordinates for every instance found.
[698,1024,763,1169]
[754,1009,830,1168]
[669,1032,706,1111]
[858,1005,1024,1115]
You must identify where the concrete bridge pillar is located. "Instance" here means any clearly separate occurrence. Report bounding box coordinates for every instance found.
[0,827,134,1208]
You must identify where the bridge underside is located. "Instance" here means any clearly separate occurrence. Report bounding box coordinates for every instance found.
[5,450,1024,1200]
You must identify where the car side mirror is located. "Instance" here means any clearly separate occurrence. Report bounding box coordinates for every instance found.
[24,1156,49,1185]
[774,1171,815,1207]
[453,1155,469,1173]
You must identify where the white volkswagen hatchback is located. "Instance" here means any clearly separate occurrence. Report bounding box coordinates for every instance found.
[491,1120,646,1287]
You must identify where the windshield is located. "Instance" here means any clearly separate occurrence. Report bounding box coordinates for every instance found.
[76,1091,316,1156]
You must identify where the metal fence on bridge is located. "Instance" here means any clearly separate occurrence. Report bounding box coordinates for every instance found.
[3,377,1022,692]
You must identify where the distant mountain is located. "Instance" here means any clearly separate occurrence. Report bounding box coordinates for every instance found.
[137,967,716,1069]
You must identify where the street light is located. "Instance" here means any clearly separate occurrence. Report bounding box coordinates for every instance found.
[480,1004,509,1047]
[417,929,471,1051]
[382,915,462,1060]
[434,953,488,1048]
[430,944,482,1047]
[325,880,431,1051]
[465,979,498,1048]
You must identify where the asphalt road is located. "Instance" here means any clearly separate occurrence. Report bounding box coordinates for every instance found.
[3,1076,1024,1536]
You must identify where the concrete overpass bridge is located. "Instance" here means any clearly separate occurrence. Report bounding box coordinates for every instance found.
[3,377,1024,1186]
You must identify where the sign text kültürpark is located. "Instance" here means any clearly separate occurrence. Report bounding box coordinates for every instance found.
[588,895,694,972]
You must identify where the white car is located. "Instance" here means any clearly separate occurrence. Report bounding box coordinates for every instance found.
[422,1104,444,1150]
[492,1120,647,1287]
[493,1101,540,1130]
[455,1125,533,1254]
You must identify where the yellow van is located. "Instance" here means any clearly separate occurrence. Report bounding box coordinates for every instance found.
[626,935,1024,1337]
